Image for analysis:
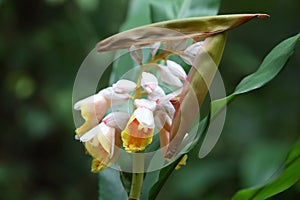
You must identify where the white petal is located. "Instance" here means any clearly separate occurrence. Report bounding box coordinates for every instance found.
[158,65,183,87]
[166,60,187,80]
[147,86,165,101]
[134,107,154,128]
[141,72,158,93]
[185,41,202,55]
[161,101,175,117]
[103,112,130,130]
[96,122,115,154]
[134,99,156,111]
[180,41,203,65]
[101,87,129,105]
[149,42,161,57]
[160,88,182,103]
[130,45,143,65]
[79,123,102,142]
[113,79,137,93]
[74,93,104,110]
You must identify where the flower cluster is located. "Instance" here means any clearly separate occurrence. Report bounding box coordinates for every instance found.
[74,41,202,172]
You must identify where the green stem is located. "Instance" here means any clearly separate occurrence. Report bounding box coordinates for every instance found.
[129,153,144,200]
[129,173,143,200]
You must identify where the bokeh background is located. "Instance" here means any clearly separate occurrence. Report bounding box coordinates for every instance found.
[1,0,299,199]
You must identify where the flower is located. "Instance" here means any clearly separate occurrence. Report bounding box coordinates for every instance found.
[157,60,187,87]
[74,39,202,172]
[80,122,116,172]
[180,41,203,65]
[158,64,183,87]
[112,79,137,94]
[121,99,156,152]
[74,92,109,137]
[78,112,130,172]
[141,72,158,93]
[74,83,133,136]
[166,60,187,81]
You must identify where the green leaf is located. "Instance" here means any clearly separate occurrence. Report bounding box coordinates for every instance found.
[98,168,128,200]
[198,33,300,158]
[150,0,221,23]
[234,33,300,94]
[232,140,300,200]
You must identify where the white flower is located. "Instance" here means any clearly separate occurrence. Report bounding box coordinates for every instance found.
[166,60,187,81]
[74,87,131,136]
[158,64,183,87]
[147,85,165,101]
[112,79,137,94]
[141,72,158,93]
[180,41,203,65]
[134,99,156,111]
[102,112,130,130]
[101,87,130,105]
[80,122,116,161]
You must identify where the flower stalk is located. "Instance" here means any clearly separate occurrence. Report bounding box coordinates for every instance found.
[129,152,144,200]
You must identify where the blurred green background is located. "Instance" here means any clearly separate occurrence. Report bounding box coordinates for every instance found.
[0,0,299,199]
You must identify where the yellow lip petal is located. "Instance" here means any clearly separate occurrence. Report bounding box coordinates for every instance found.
[121,115,154,152]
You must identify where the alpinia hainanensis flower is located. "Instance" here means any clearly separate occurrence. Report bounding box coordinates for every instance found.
[121,99,156,152]
[180,41,203,65]
[74,82,133,136]
[78,112,130,172]
[75,38,206,171]
[141,72,158,93]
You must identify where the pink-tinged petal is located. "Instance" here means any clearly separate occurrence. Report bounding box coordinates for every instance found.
[101,87,130,105]
[160,88,182,103]
[75,93,110,136]
[158,65,183,87]
[103,112,130,130]
[96,122,115,154]
[112,79,137,93]
[129,45,143,65]
[141,72,158,93]
[149,42,161,57]
[134,99,156,111]
[134,107,154,128]
[166,60,187,80]
[157,101,175,117]
[74,92,105,110]
[180,41,203,65]
[79,123,101,142]
[147,85,165,101]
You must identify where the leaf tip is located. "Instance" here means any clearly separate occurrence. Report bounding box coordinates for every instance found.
[257,13,270,18]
